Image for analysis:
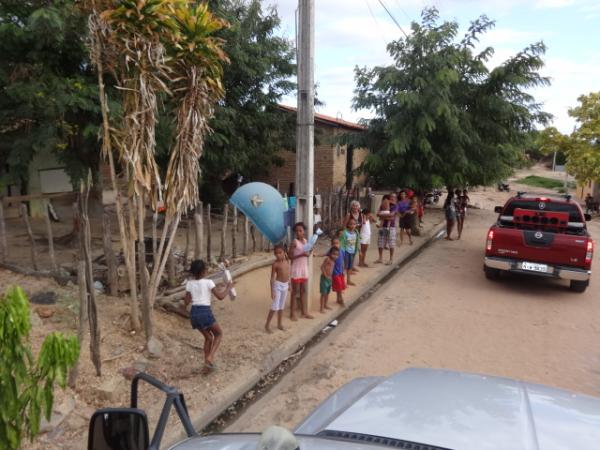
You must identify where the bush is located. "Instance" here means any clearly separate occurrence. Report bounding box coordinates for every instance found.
[0,287,79,450]
[517,175,564,190]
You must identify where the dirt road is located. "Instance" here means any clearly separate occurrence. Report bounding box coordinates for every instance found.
[228,204,600,433]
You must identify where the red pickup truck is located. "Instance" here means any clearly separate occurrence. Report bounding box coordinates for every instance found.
[484,193,594,292]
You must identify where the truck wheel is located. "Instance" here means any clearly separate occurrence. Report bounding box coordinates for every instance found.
[484,265,501,280]
[569,280,588,293]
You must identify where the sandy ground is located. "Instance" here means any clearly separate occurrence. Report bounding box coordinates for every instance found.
[228,180,600,434]
[8,206,444,449]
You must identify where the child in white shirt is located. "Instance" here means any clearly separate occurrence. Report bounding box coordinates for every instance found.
[184,259,233,375]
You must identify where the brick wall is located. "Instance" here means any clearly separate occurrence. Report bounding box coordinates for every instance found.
[260,125,368,195]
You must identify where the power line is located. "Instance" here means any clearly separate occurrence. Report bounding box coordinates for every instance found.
[377,0,409,38]
[392,0,414,23]
[364,0,389,45]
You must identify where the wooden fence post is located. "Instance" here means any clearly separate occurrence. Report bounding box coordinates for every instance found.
[167,249,176,287]
[250,224,256,253]
[21,203,39,271]
[220,204,228,261]
[232,206,238,259]
[184,214,191,268]
[243,215,249,256]
[43,200,57,272]
[102,211,119,296]
[206,203,212,262]
[0,201,7,263]
[194,202,203,260]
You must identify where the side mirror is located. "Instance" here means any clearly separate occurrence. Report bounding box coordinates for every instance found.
[584,213,592,222]
[88,408,149,450]
[494,206,503,214]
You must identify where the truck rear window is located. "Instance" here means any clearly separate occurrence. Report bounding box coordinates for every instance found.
[503,200,583,223]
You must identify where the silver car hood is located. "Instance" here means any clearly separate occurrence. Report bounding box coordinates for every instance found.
[311,368,600,450]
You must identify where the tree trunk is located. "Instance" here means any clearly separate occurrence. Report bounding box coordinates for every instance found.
[152,211,158,266]
[43,200,57,272]
[220,204,228,261]
[206,203,212,262]
[193,202,203,260]
[80,185,101,376]
[0,201,7,263]
[21,204,39,271]
[147,214,181,311]
[92,22,140,331]
[232,206,238,259]
[137,194,153,341]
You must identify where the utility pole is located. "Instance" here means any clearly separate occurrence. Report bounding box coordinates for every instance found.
[296,0,315,309]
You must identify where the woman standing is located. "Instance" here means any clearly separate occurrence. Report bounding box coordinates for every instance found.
[443,191,457,241]
[396,191,414,245]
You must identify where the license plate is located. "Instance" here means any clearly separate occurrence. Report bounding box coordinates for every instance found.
[521,262,548,273]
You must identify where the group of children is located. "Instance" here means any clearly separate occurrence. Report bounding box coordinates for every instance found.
[183,211,378,374]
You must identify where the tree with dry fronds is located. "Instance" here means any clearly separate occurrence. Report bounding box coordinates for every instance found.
[86,0,227,345]
[147,1,228,339]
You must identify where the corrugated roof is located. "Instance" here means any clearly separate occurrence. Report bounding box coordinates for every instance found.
[277,104,367,131]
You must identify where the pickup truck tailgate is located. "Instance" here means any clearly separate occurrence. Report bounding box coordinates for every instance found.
[490,227,589,268]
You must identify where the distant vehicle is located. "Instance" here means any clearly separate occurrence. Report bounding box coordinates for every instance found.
[88,368,600,449]
[497,181,510,192]
[484,192,594,292]
[424,189,442,205]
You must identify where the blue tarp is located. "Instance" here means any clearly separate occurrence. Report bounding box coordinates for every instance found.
[230,182,288,244]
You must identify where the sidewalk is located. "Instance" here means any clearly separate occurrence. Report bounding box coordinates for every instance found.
[165,209,446,444]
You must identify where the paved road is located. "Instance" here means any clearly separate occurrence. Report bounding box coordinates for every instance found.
[228,207,600,433]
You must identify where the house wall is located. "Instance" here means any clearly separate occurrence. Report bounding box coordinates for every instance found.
[262,125,368,195]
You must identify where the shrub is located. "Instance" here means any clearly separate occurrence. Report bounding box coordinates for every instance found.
[0,287,79,450]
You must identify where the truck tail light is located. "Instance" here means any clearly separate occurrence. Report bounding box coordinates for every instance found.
[486,229,494,252]
[585,240,594,265]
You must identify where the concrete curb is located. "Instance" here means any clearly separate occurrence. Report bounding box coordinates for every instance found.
[167,220,446,446]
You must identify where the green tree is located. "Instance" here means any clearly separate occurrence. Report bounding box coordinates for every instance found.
[0,286,79,450]
[566,92,600,184]
[352,8,551,189]
[0,1,105,190]
[538,127,572,165]
[200,0,296,203]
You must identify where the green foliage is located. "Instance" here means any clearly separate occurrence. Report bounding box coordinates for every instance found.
[566,92,600,184]
[352,8,551,189]
[0,1,106,189]
[517,175,564,190]
[198,0,296,202]
[0,286,79,450]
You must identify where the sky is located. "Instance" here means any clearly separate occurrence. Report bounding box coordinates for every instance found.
[268,0,600,133]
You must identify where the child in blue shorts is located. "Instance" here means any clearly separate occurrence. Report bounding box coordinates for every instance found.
[184,260,233,375]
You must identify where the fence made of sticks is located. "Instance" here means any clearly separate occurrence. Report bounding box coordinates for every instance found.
[0,187,370,295]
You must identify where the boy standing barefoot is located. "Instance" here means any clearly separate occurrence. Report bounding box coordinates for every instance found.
[266,245,290,333]
[319,247,338,313]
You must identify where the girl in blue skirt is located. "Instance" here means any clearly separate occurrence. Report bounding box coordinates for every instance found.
[184,260,233,375]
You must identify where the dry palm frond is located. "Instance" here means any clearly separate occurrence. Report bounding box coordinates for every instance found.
[163,2,228,216]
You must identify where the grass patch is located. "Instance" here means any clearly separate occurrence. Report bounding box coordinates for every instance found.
[517,175,566,190]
